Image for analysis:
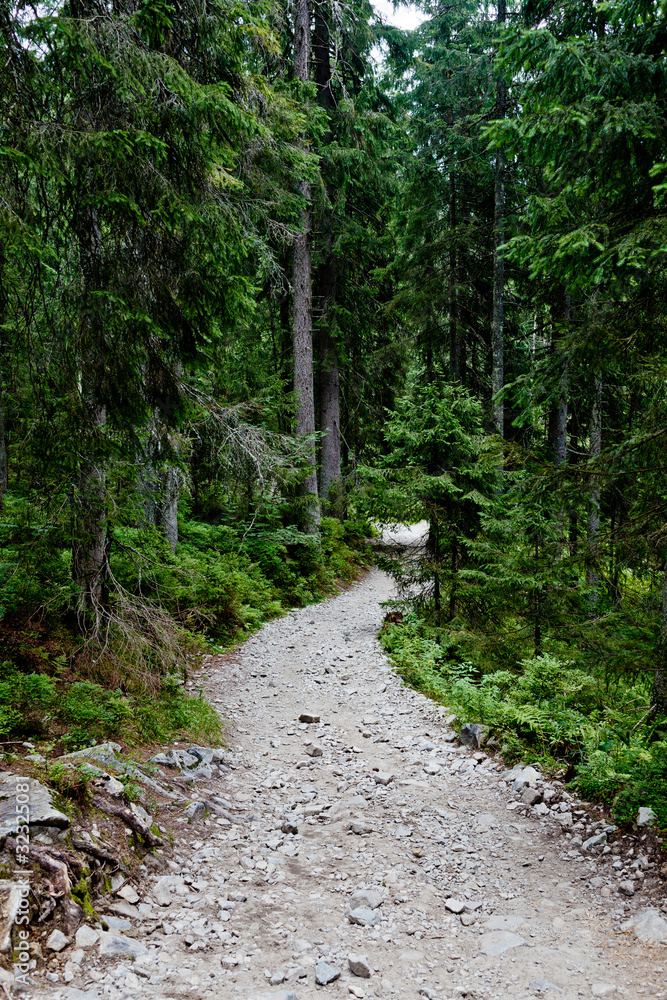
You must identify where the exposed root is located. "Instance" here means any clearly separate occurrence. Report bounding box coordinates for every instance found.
[91,795,163,846]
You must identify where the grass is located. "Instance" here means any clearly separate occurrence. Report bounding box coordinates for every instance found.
[0,666,223,751]
[0,510,372,751]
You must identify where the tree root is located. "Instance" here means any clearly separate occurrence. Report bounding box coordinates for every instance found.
[6,838,71,896]
[91,795,163,846]
[71,838,126,870]
[5,838,84,935]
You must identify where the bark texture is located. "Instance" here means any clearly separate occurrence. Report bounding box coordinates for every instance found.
[0,347,6,510]
[491,0,507,438]
[653,562,667,720]
[140,424,180,553]
[0,243,7,508]
[293,0,320,532]
[156,464,179,552]
[548,292,570,465]
[586,375,602,609]
[314,9,342,513]
[72,207,108,614]
[72,446,107,614]
[320,326,341,507]
[449,176,462,385]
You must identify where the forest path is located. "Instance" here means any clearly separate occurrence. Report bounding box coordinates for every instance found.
[51,551,663,1000]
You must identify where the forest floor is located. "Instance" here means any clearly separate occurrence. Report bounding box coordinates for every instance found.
[37,531,666,1000]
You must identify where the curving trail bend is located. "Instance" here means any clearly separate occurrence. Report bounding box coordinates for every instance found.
[44,546,664,1000]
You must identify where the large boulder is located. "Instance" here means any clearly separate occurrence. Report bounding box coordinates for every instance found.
[0,773,70,845]
[621,907,667,945]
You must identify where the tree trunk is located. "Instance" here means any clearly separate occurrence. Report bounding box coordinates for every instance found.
[140,411,180,552]
[72,209,108,617]
[491,0,506,438]
[449,175,460,385]
[547,298,569,466]
[0,344,6,511]
[548,293,569,542]
[293,0,320,533]
[320,328,341,510]
[156,465,179,552]
[72,453,107,614]
[314,9,341,515]
[652,562,667,721]
[0,242,7,509]
[586,375,602,610]
[568,432,579,554]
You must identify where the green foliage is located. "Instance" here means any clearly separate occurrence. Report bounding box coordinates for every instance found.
[576,741,667,832]
[380,614,666,835]
[60,682,133,748]
[0,502,368,746]
[0,659,224,748]
[45,761,92,806]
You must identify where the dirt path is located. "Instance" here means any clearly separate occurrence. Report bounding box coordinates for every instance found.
[45,563,665,1000]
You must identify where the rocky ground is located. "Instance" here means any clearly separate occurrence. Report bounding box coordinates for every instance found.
[20,558,667,1000]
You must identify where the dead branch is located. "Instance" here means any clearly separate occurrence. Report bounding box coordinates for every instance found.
[91,795,163,846]
[71,838,126,870]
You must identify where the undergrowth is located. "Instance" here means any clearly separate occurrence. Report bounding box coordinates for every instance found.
[0,504,371,749]
[379,611,667,837]
[0,667,222,750]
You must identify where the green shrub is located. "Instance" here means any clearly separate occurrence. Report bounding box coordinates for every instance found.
[379,613,666,837]
[0,667,57,709]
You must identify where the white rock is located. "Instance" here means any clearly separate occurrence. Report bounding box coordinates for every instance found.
[315,960,341,985]
[621,907,667,945]
[349,819,373,835]
[444,899,465,914]
[637,806,656,827]
[349,889,383,910]
[529,979,564,994]
[484,915,525,932]
[0,884,27,953]
[46,930,70,952]
[348,953,371,978]
[511,766,540,792]
[348,906,380,927]
[117,883,140,904]
[479,931,526,956]
[247,992,296,1000]
[130,802,152,827]
[474,813,497,831]
[153,882,173,906]
[74,926,99,949]
[292,939,312,954]
[104,776,125,797]
[581,832,607,851]
[97,931,147,958]
[591,984,617,997]
[0,773,70,837]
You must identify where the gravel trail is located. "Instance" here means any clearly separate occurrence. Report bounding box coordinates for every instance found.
[46,561,665,1000]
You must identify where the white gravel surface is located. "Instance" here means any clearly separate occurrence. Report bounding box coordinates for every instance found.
[41,559,666,1000]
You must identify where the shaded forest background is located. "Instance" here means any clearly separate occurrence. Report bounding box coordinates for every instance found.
[1,0,667,832]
